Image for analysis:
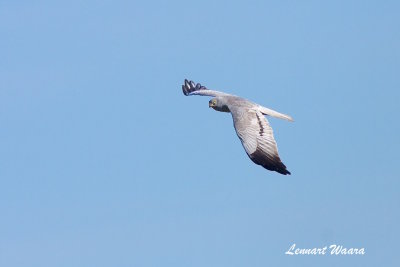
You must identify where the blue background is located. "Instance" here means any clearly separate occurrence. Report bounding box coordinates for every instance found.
[1,0,399,266]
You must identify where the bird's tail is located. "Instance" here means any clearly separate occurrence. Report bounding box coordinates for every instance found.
[258,105,294,122]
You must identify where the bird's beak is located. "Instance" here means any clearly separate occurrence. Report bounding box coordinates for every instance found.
[209,102,212,108]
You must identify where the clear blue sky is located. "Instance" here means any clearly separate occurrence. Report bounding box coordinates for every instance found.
[1,1,399,266]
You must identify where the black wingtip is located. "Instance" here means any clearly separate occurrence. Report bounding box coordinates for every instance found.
[273,165,291,175]
[182,79,206,96]
[280,169,291,175]
[182,85,189,96]
[249,148,291,175]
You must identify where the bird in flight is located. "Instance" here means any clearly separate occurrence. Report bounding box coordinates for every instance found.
[182,79,293,175]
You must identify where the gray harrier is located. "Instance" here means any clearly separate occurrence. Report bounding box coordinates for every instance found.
[182,79,293,175]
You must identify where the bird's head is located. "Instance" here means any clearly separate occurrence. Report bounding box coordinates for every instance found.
[209,97,230,112]
[208,98,218,109]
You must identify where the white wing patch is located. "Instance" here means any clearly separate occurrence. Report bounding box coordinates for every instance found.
[232,109,260,154]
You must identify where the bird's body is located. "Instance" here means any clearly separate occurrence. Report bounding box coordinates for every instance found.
[182,79,293,175]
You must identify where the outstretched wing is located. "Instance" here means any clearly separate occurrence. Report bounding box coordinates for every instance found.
[230,107,290,175]
[182,79,232,97]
